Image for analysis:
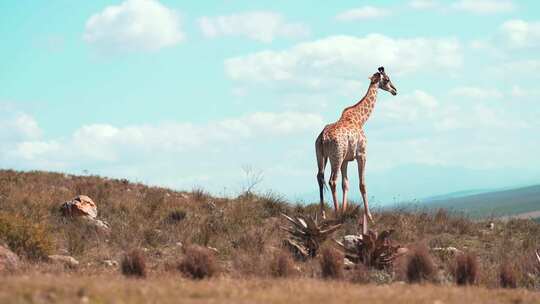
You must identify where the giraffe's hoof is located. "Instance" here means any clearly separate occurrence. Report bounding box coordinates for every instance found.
[367,212,375,223]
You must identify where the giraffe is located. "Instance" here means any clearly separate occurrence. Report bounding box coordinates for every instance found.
[315,66,397,231]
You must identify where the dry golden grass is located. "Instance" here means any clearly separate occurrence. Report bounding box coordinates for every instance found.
[0,275,539,304]
[1,169,540,302]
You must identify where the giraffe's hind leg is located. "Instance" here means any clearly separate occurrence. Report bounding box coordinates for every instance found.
[341,161,349,213]
[328,158,341,217]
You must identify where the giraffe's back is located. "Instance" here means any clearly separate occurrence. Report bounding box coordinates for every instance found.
[320,121,364,162]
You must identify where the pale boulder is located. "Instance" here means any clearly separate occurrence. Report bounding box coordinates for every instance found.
[0,245,19,272]
[60,195,97,219]
[48,255,79,268]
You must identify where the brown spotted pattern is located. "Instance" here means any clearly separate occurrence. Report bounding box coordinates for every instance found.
[315,72,386,226]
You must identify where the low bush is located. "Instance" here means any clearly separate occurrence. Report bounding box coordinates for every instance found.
[165,209,187,224]
[453,252,479,285]
[178,245,217,279]
[0,213,54,260]
[499,261,518,288]
[270,251,295,278]
[402,245,436,283]
[320,247,343,280]
[121,249,146,278]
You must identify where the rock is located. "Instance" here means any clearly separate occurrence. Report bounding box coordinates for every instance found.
[60,195,111,233]
[207,246,219,254]
[48,255,79,268]
[343,257,355,269]
[102,259,118,267]
[397,247,409,255]
[82,217,111,232]
[342,235,363,251]
[432,247,462,255]
[60,195,98,219]
[0,245,20,272]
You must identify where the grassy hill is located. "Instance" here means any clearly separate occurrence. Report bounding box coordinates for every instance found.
[421,185,540,220]
[0,169,539,302]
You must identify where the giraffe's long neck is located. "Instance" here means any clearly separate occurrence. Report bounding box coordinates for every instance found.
[347,82,378,126]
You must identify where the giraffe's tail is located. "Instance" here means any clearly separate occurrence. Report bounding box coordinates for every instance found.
[316,131,328,200]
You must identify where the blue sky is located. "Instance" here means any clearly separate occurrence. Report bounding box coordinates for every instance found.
[1,0,540,205]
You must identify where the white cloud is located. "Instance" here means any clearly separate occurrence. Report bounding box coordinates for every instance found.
[6,111,323,164]
[487,59,540,77]
[0,110,41,142]
[0,110,324,193]
[15,141,60,161]
[410,0,515,14]
[365,88,535,173]
[451,0,516,14]
[376,90,439,123]
[336,6,391,21]
[83,0,183,52]
[225,34,462,92]
[499,19,540,49]
[511,85,540,98]
[470,19,540,56]
[449,86,503,100]
[198,11,309,43]
[409,0,440,10]
[371,89,520,134]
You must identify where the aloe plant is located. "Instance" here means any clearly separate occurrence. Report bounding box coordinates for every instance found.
[335,229,404,269]
[280,213,342,260]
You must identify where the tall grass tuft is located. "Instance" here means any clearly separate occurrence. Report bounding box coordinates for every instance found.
[121,249,146,278]
[270,251,295,278]
[453,252,479,285]
[178,245,217,280]
[499,261,518,288]
[320,247,343,280]
[402,245,436,283]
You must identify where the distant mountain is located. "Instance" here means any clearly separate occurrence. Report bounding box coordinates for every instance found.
[420,184,540,219]
[423,188,493,202]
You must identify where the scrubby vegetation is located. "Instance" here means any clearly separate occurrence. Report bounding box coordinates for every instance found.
[499,261,518,288]
[270,250,296,278]
[121,249,146,278]
[400,244,436,283]
[320,247,344,280]
[178,245,217,279]
[453,252,479,285]
[0,169,539,303]
[0,213,54,260]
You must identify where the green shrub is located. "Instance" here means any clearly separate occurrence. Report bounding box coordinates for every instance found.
[0,213,54,260]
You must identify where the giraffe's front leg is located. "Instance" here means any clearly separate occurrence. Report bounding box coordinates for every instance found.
[357,153,374,228]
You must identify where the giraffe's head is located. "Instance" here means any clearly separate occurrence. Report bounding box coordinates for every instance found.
[370,66,397,96]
